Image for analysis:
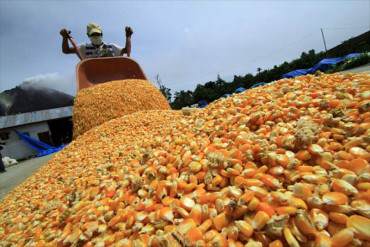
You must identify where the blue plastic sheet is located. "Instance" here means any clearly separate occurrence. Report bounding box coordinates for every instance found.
[250,82,267,88]
[283,70,306,78]
[36,146,65,157]
[344,53,361,59]
[198,100,208,108]
[306,57,345,74]
[283,69,309,78]
[15,131,65,157]
[235,87,246,93]
[282,53,362,78]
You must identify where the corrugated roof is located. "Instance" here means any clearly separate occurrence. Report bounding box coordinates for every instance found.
[0,106,73,129]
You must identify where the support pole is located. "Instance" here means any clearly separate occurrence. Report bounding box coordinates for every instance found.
[321,28,328,54]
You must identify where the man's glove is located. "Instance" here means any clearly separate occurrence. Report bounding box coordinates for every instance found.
[125,26,133,38]
[60,28,71,38]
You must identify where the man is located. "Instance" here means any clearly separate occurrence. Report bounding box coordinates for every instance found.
[60,22,133,59]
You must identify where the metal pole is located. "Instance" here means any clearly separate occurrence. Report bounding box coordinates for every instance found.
[321,28,328,53]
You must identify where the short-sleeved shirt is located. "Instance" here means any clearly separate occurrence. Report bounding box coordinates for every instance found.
[78,43,122,59]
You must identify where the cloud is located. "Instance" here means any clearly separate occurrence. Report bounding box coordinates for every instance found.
[22,73,75,96]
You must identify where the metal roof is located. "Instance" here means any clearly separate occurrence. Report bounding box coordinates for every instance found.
[0,106,73,129]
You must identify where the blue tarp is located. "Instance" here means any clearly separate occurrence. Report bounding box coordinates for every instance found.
[235,87,246,93]
[344,53,362,59]
[250,82,267,88]
[306,57,345,74]
[283,69,308,78]
[198,100,208,108]
[283,53,362,78]
[15,131,65,157]
[36,146,65,157]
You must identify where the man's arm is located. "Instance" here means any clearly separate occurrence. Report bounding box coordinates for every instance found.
[125,35,131,57]
[60,29,76,54]
[121,26,133,57]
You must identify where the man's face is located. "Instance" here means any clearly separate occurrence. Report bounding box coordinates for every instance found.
[89,33,103,45]
[90,33,102,37]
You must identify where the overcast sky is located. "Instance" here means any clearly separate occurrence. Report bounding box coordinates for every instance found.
[0,0,369,95]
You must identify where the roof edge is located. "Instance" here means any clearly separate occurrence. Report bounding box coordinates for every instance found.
[0,106,73,129]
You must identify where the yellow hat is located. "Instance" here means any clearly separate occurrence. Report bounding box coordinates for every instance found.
[87,22,102,36]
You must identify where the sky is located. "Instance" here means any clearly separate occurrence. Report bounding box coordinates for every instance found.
[0,0,369,96]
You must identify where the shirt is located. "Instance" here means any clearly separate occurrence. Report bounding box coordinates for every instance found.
[78,43,122,59]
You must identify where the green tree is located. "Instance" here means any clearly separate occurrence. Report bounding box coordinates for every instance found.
[171,90,194,109]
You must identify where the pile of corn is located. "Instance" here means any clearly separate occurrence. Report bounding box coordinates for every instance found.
[1,73,370,247]
[72,79,170,137]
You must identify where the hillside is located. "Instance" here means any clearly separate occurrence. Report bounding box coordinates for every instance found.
[0,83,74,116]
[327,30,370,57]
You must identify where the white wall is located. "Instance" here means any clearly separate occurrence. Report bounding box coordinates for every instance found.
[1,122,50,160]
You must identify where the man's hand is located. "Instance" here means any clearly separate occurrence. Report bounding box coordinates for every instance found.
[125,26,133,38]
[60,28,71,38]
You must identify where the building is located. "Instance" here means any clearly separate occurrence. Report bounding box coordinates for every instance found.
[0,106,72,160]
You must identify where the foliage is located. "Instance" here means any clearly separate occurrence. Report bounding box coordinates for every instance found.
[326,53,370,73]
[171,90,194,108]
[326,31,370,57]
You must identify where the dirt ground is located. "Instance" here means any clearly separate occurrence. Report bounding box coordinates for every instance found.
[0,154,54,200]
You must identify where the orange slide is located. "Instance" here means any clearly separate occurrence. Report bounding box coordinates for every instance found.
[76,57,147,91]
[67,34,147,92]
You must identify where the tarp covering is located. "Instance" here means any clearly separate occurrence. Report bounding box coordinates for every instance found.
[36,146,65,157]
[283,53,362,78]
[198,100,208,108]
[344,53,362,59]
[283,69,309,79]
[250,82,267,88]
[15,131,65,157]
[235,87,246,93]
